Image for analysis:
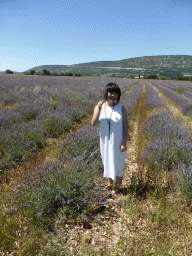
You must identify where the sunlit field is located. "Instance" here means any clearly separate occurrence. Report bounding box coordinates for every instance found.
[1,75,192,255]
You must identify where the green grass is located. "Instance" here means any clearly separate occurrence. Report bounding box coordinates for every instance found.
[173,88,184,95]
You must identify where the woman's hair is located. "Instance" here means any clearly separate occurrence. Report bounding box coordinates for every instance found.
[103,82,121,103]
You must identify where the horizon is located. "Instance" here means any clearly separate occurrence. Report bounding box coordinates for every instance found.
[1,0,192,73]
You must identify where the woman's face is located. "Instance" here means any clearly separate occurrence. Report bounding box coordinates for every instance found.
[107,91,118,103]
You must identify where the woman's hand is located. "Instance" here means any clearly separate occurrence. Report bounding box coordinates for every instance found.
[97,100,105,110]
[120,143,126,152]
[91,100,104,126]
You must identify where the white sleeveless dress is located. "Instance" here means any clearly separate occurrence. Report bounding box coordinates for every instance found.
[99,103,126,180]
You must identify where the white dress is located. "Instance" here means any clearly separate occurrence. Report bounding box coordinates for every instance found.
[99,103,126,180]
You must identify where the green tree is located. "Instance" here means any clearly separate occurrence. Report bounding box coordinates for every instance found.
[52,72,58,76]
[5,69,13,74]
[146,74,158,79]
[30,70,35,75]
[43,69,51,76]
[176,76,189,81]
[129,74,134,79]
[64,72,73,76]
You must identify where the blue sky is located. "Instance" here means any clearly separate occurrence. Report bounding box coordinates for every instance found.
[1,0,192,72]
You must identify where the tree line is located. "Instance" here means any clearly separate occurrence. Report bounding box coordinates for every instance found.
[4,69,192,81]
[24,69,82,77]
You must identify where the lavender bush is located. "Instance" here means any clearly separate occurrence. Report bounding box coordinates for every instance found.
[142,110,192,170]
[9,124,103,226]
[173,163,192,205]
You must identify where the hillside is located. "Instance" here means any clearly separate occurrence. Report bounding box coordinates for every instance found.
[25,55,192,79]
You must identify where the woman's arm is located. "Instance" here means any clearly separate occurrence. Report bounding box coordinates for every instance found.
[121,106,128,152]
[91,100,104,126]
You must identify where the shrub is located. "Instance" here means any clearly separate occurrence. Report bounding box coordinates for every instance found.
[5,69,13,74]
[176,76,189,81]
[64,72,73,76]
[11,160,96,220]
[51,72,58,76]
[43,69,51,76]
[9,125,102,224]
[41,114,69,137]
[17,104,40,121]
[0,131,38,171]
[146,74,158,79]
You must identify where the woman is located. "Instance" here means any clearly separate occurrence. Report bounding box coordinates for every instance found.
[91,82,128,193]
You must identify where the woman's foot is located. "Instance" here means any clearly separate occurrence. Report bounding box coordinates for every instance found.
[104,178,113,190]
[113,189,119,194]
[104,184,113,190]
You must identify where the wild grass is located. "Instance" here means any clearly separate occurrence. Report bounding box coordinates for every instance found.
[118,190,192,255]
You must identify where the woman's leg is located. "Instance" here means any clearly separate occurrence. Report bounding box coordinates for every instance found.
[104,178,113,190]
[115,176,123,192]
[108,178,113,187]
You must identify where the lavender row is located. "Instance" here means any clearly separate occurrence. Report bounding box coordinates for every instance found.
[142,109,192,203]
[155,80,192,100]
[151,81,192,118]
[142,84,192,203]
[142,110,192,169]
[120,80,143,117]
[145,81,167,110]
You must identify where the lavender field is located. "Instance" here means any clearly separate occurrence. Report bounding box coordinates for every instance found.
[0,75,139,173]
[2,76,192,255]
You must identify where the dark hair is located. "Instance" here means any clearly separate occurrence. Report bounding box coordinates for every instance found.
[103,82,121,103]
